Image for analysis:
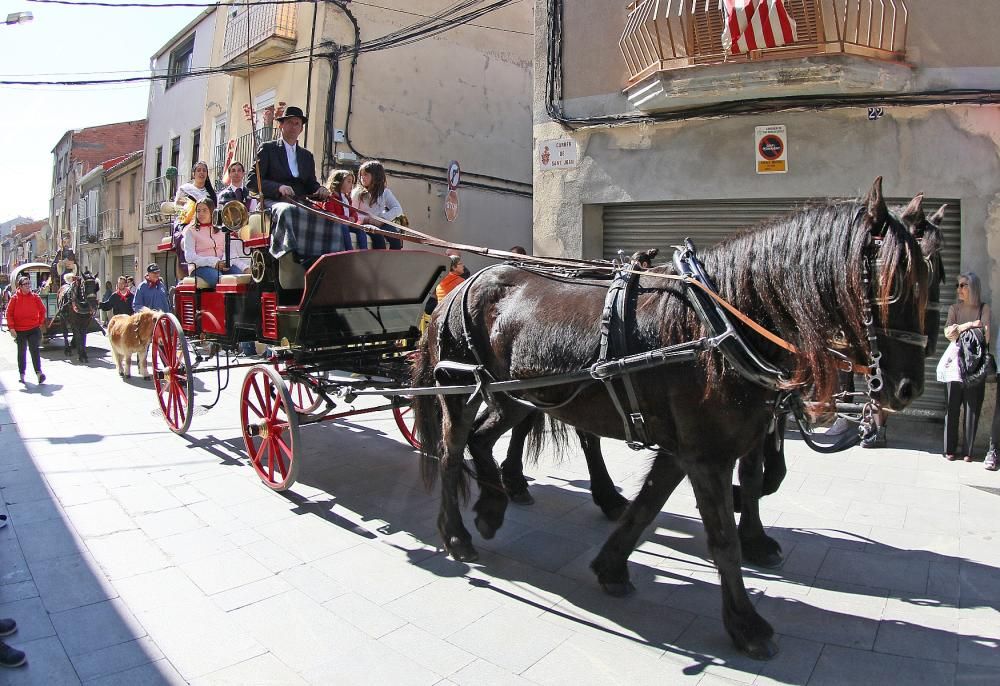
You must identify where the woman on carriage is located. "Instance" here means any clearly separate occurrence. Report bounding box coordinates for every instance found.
[174,161,217,207]
[181,198,245,288]
[316,169,368,250]
[352,160,405,250]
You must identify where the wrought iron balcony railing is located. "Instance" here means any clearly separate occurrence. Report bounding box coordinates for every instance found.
[79,215,99,243]
[144,176,174,225]
[620,0,909,85]
[99,210,124,241]
[222,4,296,66]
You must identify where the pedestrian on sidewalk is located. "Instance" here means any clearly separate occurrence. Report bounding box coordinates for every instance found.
[0,617,24,668]
[0,517,25,667]
[942,271,990,462]
[99,276,135,317]
[4,276,46,385]
[131,264,171,314]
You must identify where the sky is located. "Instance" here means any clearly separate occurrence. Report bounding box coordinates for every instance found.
[0,0,202,222]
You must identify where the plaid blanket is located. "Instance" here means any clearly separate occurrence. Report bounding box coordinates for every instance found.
[269,202,345,259]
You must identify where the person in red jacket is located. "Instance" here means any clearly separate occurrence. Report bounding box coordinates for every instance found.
[5,276,47,384]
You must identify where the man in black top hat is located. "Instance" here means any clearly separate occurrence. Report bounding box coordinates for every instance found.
[247,106,330,203]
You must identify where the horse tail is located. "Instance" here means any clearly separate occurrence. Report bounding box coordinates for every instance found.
[521,414,570,466]
[412,338,444,492]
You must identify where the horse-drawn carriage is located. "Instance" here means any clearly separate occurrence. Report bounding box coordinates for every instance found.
[6,262,102,346]
[149,200,446,490]
[146,179,943,658]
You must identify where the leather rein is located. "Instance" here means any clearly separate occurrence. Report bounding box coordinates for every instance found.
[286,196,927,376]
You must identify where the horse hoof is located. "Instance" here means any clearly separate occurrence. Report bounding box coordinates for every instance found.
[599,580,636,597]
[744,550,784,569]
[742,638,779,661]
[446,539,479,563]
[508,489,534,506]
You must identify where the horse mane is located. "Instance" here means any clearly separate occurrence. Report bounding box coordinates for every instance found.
[647,198,926,404]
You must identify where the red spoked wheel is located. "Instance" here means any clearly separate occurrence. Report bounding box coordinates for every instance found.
[151,313,194,434]
[241,365,301,491]
[287,376,324,415]
[392,396,421,450]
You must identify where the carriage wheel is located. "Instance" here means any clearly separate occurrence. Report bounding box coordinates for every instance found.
[151,313,194,434]
[250,249,269,284]
[287,377,324,415]
[392,396,421,450]
[241,365,301,490]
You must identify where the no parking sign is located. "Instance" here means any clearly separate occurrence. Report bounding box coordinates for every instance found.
[755,125,787,174]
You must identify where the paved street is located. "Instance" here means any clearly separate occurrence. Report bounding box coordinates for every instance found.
[0,331,998,685]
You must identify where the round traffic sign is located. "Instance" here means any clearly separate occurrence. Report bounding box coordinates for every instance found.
[445,189,459,222]
[447,160,461,190]
[757,135,784,161]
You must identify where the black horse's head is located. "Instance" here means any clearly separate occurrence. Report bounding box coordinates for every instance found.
[896,194,946,356]
[67,272,99,314]
[862,178,930,411]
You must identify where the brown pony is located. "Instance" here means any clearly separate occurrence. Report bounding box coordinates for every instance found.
[108,308,158,379]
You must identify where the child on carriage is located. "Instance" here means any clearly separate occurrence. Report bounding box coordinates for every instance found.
[352,160,406,250]
[181,198,246,288]
[316,169,368,250]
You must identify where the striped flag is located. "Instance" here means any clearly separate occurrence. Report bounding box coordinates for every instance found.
[721,0,798,55]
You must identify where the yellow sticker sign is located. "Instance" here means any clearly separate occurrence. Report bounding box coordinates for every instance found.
[755,125,788,175]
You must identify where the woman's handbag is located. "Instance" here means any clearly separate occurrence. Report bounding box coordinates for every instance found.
[957,326,993,387]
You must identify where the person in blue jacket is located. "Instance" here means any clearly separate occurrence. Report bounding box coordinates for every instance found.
[131,264,171,314]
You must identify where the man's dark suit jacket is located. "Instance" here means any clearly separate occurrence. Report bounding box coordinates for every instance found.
[246,139,322,201]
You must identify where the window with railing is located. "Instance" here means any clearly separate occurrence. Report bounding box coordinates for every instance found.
[222,3,297,64]
[144,176,172,224]
[620,0,909,85]
[99,210,123,241]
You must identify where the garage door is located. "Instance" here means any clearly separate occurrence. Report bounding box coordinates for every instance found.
[602,197,961,420]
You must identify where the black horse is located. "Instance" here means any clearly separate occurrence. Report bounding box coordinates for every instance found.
[413,178,929,659]
[493,194,947,566]
[57,272,99,362]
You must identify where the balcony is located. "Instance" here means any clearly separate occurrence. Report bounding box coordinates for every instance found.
[99,210,124,242]
[221,4,297,67]
[144,176,174,225]
[620,0,911,110]
[79,216,99,244]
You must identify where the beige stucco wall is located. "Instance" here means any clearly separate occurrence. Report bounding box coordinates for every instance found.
[533,0,1000,302]
[204,0,533,267]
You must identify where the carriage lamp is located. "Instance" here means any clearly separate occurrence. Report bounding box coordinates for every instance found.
[4,11,33,25]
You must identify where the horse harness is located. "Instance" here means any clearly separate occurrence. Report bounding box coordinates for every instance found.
[418,234,928,454]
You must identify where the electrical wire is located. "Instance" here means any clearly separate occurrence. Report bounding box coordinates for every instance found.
[27,0,532,36]
[325,0,530,193]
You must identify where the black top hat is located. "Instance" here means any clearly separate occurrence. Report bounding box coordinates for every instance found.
[146,263,161,274]
[275,106,308,124]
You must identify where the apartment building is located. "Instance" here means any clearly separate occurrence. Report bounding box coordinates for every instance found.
[533,0,1000,418]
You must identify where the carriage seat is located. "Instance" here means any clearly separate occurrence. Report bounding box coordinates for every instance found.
[237,212,269,241]
[179,275,212,289]
[219,273,253,286]
[278,253,305,290]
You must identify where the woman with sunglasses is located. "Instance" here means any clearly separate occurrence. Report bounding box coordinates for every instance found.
[4,276,47,385]
[942,272,990,462]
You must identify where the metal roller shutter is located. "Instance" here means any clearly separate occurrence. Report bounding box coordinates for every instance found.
[602,197,961,420]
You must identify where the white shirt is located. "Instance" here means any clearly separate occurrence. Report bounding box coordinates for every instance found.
[351,187,403,225]
[283,140,299,178]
